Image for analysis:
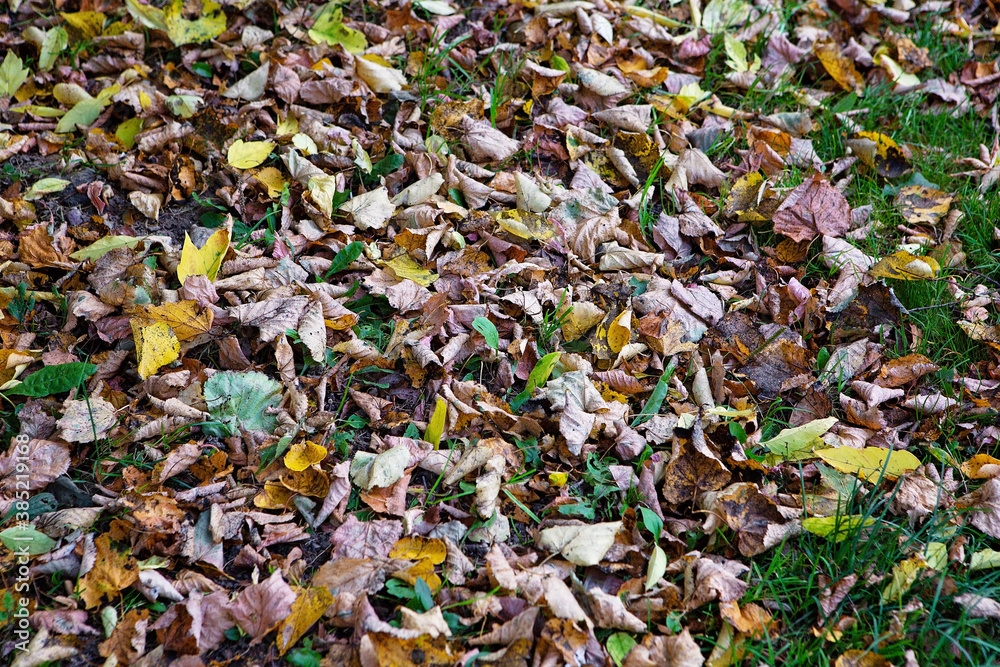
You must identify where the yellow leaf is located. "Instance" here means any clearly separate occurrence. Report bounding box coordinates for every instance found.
[801,515,877,542]
[164,0,226,46]
[177,228,229,284]
[424,396,447,449]
[961,454,1000,479]
[254,481,294,509]
[78,534,138,609]
[816,447,920,482]
[845,131,912,179]
[389,536,448,565]
[131,320,180,380]
[255,166,287,198]
[391,557,441,590]
[133,301,213,342]
[280,468,330,498]
[60,11,106,41]
[227,139,276,169]
[882,553,927,603]
[869,250,940,281]
[384,254,437,287]
[275,587,334,655]
[494,209,556,240]
[284,441,328,472]
[607,308,633,354]
[548,471,568,487]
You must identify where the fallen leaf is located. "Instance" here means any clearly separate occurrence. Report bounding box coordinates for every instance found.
[177,228,230,285]
[817,447,921,482]
[132,321,180,380]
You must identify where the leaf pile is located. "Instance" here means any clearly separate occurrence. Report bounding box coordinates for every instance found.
[0,0,999,666]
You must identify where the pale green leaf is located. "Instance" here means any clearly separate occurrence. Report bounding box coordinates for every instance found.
[70,235,144,262]
[0,52,30,97]
[761,417,838,462]
[165,94,203,118]
[56,98,104,133]
[308,4,367,53]
[204,371,282,434]
[645,543,667,591]
[40,27,69,71]
[23,177,71,201]
[0,525,57,555]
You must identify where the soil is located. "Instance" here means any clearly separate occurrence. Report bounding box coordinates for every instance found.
[1,152,218,248]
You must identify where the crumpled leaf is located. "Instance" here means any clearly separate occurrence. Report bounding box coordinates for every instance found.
[56,397,117,443]
[79,535,139,609]
[537,521,621,566]
[228,571,297,643]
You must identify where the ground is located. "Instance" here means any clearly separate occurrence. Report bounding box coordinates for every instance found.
[0,1,999,667]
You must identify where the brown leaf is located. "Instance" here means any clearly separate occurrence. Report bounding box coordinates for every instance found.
[662,422,731,504]
[99,609,149,663]
[772,172,851,242]
[227,571,296,644]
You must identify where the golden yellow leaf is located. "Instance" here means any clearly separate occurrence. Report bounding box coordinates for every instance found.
[961,453,1000,479]
[389,536,448,565]
[60,11,106,41]
[255,166,287,198]
[227,139,276,169]
[548,471,568,487]
[275,587,334,655]
[384,254,437,287]
[424,396,447,449]
[816,447,920,482]
[845,131,912,179]
[131,320,180,380]
[869,250,940,281]
[390,556,441,590]
[254,481,294,510]
[177,228,229,285]
[78,534,138,609]
[284,441,328,472]
[280,468,330,498]
[132,301,213,342]
[815,40,863,94]
[607,308,632,354]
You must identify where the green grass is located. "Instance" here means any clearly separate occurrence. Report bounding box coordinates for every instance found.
[677,27,1000,665]
[737,484,1000,665]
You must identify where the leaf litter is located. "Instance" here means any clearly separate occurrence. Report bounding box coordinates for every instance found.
[0,0,998,666]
